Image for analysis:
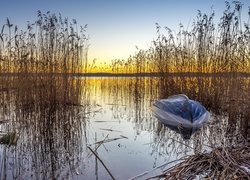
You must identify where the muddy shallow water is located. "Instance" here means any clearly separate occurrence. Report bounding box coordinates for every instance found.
[0,76,249,179]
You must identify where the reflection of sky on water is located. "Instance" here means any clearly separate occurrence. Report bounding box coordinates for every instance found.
[85,103,186,179]
[0,76,249,179]
[81,76,249,179]
[77,77,196,179]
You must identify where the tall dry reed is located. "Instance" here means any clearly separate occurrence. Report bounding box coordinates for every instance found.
[105,1,250,74]
[0,11,88,74]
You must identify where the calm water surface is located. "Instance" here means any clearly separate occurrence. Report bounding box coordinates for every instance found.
[0,76,249,179]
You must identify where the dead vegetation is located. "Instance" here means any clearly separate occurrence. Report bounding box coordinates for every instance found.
[91,1,250,74]
[0,11,88,74]
[142,143,250,179]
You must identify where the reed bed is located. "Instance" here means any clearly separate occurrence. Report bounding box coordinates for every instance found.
[97,1,250,74]
[0,11,91,179]
[150,143,250,179]
[0,75,91,179]
[0,10,88,74]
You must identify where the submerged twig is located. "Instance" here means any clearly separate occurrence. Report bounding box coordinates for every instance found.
[88,134,109,158]
[90,136,127,146]
[87,146,115,180]
[100,128,122,133]
[94,120,120,123]
[129,156,188,180]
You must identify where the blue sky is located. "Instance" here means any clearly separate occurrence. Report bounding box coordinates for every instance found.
[0,0,249,63]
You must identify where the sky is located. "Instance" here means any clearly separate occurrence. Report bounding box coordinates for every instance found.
[0,0,249,63]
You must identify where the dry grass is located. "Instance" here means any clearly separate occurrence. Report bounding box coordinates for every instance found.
[0,11,88,74]
[149,143,250,179]
[98,1,250,74]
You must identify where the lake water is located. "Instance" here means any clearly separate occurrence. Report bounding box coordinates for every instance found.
[0,75,249,179]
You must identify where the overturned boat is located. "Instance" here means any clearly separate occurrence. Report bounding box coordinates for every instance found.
[152,94,210,130]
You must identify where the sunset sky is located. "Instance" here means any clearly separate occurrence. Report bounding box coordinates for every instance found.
[0,0,249,63]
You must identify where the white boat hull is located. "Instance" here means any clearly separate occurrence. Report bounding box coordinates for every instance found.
[152,102,210,128]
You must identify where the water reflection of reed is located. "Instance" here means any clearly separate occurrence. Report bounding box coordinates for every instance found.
[86,76,249,153]
[0,76,249,179]
[155,76,249,141]
[0,75,88,179]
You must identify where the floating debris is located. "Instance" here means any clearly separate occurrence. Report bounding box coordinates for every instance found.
[100,128,122,133]
[90,136,127,146]
[0,132,18,145]
[94,120,120,123]
[0,119,9,124]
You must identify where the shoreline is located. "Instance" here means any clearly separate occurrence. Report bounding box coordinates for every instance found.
[0,72,250,78]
